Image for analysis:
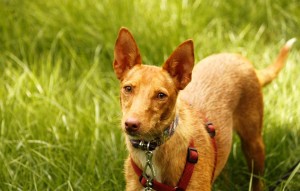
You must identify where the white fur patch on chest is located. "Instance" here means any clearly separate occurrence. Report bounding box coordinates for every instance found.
[135,150,162,182]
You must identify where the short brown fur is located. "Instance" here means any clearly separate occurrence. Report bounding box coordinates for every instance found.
[113,28,295,191]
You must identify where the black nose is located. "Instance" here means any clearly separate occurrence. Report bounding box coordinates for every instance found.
[125,118,140,133]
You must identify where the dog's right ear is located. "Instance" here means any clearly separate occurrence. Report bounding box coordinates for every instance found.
[113,28,142,80]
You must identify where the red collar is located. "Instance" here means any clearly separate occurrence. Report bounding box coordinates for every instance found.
[130,121,217,191]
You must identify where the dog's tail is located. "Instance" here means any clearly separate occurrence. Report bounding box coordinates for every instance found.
[256,38,296,87]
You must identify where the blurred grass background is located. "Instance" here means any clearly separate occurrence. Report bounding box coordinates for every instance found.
[0,0,299,190]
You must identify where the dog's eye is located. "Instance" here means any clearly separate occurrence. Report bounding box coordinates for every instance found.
[157,92,167,99]
[123,86,133,93]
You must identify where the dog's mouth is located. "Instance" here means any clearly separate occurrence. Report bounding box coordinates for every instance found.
[126,132,158,142]
[126,115,179,151]
[123,122,163,141]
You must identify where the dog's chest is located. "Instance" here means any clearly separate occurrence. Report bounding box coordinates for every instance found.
[135,151,162,182]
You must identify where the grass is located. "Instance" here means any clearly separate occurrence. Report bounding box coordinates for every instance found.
[0,0,299,190]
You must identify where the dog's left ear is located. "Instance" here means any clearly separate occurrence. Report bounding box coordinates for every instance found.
[113,27,142,80]
[163,40,194,90]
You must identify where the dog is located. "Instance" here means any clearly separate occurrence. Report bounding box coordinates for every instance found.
[112,27,295,191]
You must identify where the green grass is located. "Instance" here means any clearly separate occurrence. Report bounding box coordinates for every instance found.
[0,0,299,190]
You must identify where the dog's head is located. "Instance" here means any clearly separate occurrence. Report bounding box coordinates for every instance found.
[113,28,194,140]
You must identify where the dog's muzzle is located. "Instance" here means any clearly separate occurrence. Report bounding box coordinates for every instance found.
[129,115,179,151]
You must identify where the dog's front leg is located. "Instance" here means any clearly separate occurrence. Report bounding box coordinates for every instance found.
[124,157,144,191]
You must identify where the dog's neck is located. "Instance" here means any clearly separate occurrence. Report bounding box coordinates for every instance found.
[127,103,193,184]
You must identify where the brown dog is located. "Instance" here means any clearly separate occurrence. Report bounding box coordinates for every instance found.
[113,27,295,191]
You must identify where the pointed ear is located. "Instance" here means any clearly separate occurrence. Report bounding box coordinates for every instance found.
[113,28,142,80]
[163,40,194,90]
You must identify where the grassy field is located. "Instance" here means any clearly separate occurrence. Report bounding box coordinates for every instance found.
[0,0,299,190]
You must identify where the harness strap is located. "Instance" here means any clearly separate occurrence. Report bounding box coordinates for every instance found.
[205,121,217,183]
[177,140,198,190]
[131,140,198,191]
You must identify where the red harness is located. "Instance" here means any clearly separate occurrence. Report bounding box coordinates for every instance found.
[131,121,217,191]
[205,121,218,183]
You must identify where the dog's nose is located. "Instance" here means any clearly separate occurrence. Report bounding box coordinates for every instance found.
[125,118,140,133]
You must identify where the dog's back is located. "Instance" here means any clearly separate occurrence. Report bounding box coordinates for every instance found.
[180,53,262,179]
[180,39,295,189]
